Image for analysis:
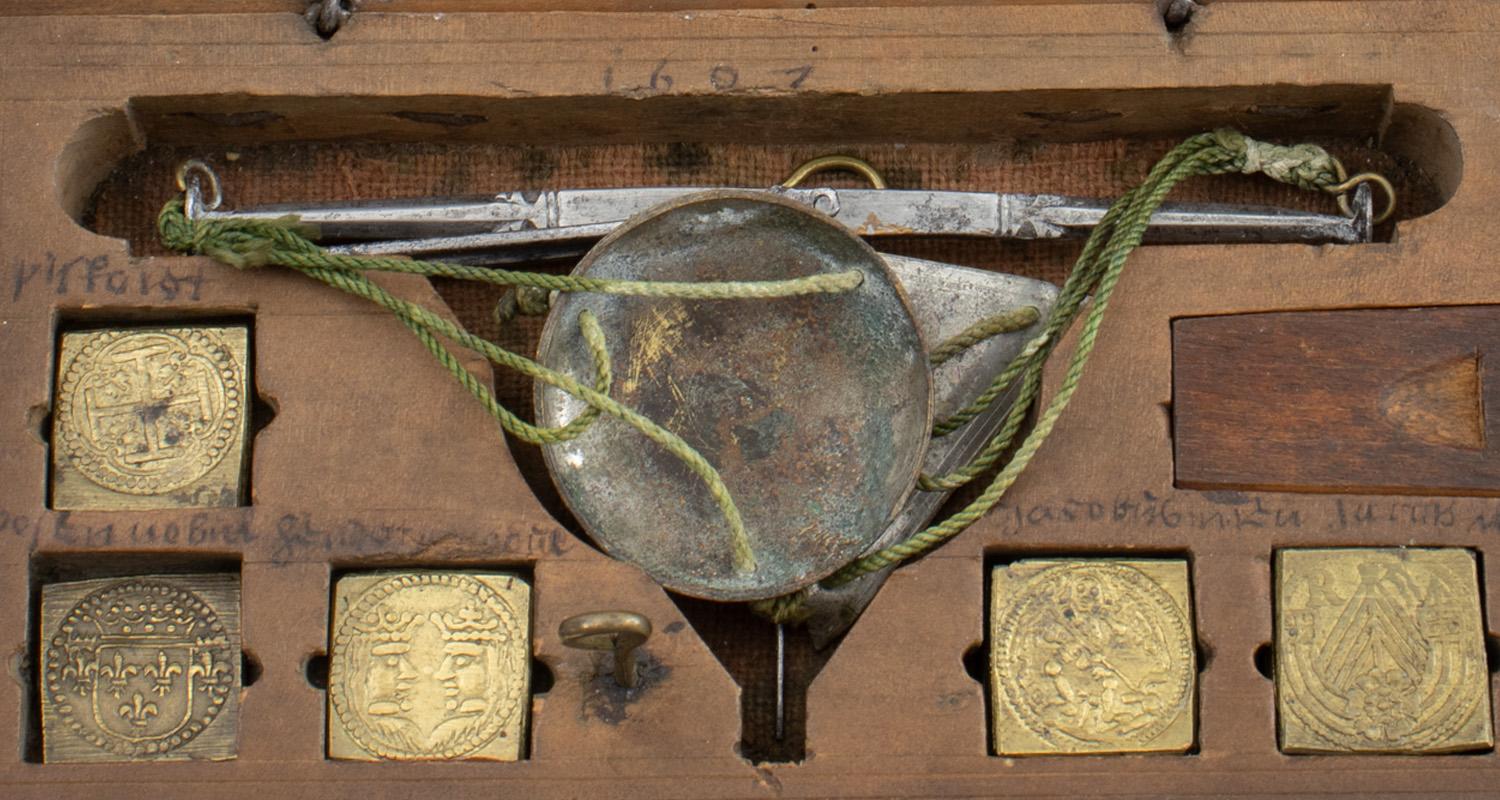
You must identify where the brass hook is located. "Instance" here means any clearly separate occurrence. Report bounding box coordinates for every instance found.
[780,155,888,190]
[559,611,653,688]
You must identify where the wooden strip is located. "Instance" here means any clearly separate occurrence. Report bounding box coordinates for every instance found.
[0,1,1160,18]
[1173,306,1500,495]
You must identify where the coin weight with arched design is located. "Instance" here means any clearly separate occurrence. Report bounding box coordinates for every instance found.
[990,560,1196,755]
[40,574,241,763]
[51,325,251,510]
[328,572,532,761]
[1276,548,1493,753]
[535,191,931,601]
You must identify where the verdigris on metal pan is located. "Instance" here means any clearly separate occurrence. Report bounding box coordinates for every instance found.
[534,191,932,601]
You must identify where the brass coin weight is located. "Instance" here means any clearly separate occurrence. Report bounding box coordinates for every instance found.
[51,325,252,510]
[990,559,1196,755]
[1275,548,1493,754]
[327,571,532,762]
[39,573,242,763]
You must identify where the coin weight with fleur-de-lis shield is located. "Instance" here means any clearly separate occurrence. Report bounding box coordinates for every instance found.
[40,573,241,762]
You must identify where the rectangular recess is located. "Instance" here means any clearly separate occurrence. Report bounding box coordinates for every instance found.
[126,85,1394,147]
[1173,306,1500,495]
[23,554,243,763]
[48,313,264,510]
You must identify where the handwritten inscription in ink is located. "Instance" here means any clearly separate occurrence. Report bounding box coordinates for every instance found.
[7,254,205,303]
[13,492,1500,562]
[51,512,254,549]
[2,509,571,559]
[270,513,574,563]
[995,490,1305,535]
[603,59,813,96]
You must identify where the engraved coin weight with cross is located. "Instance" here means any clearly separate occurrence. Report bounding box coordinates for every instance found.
[51,324,252,511]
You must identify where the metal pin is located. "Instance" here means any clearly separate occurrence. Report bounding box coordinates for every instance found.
[558,611,653,688]
[775,623,786,741]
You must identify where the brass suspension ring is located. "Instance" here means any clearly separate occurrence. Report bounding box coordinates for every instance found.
[1325,157,1396,225]
[781,155,888,189]
[175,159,223,213]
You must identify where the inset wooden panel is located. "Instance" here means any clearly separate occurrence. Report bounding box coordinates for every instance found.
[1173,307,1500,495]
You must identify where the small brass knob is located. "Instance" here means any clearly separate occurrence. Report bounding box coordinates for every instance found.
[558,611,653,688]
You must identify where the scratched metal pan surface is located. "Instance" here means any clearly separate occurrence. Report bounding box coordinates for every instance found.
[534,190,932,601]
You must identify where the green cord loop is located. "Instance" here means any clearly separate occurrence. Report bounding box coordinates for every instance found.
[157,197,865,577]
[155,128,1351,613]
[818,129,1348,592]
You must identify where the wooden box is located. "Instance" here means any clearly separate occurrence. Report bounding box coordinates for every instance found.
[1,1,1496,796]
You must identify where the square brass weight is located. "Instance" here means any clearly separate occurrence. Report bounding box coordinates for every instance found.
[51,325,251,510]
[990,559,1196,755]
[40,573,241,762]
[1276,548,1493,754]
[328,572,532,761]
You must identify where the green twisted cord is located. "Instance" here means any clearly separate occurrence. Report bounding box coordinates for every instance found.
[927,306,1040,367]
[158,204,863,298]
[819,129,1346,591]
[156,127,1348,614]
[157,198,864,576]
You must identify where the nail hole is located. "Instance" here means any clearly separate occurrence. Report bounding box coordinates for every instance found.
[1160,0,1199,34]
[1196,641,1213,673]
[531,657,555,696]
[241,650,263,687]
[1486,633,1499,673]
[961,641,986,684]
[304,652,329,690]
[1253,642,1273,679]
[307,0,353,41]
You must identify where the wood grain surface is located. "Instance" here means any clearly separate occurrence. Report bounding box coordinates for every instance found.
[1175,307,1500,495]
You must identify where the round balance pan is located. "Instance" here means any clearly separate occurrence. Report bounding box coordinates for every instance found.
[534,190,931,601]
